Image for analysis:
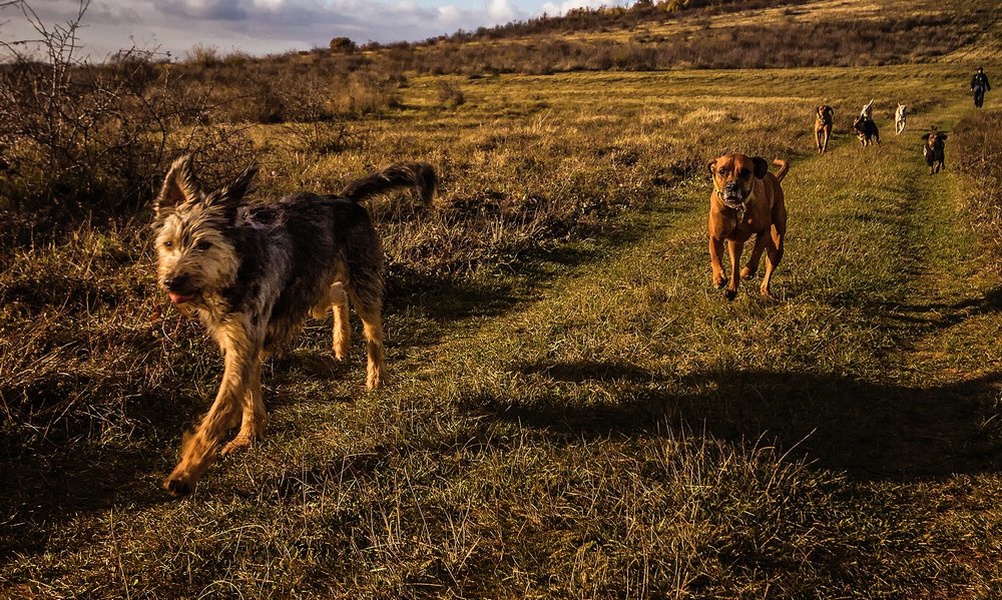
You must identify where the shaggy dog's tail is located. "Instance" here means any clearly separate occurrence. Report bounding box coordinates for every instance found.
[341,162,437,205]
[773,159,789,182]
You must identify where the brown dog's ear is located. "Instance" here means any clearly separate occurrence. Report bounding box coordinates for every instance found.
[707,159,717,175]
[752,157,769,179]
[155,155,203,222]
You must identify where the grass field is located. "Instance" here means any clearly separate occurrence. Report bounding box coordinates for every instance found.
[3,52,1002,599]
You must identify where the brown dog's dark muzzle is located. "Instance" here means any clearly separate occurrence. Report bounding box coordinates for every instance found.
[721,184,747,205]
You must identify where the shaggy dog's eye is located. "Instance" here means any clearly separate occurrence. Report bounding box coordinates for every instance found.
[164,240,174,248]
[196,240,212,251]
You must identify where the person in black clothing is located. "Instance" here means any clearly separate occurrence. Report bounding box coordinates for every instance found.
[971,67,991,108]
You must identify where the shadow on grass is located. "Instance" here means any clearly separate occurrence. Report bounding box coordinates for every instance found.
[463,360,1002,481]
[381,218,651,347]
[829,285,1002,330]
[0,345,367,543]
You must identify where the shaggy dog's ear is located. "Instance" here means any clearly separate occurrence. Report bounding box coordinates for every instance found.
[206,163,258,221]
[752,156,769,179]
[220,163,258,204]
[155,155,203,222]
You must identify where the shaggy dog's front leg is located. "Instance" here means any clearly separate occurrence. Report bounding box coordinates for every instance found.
[164,321,261,497]
[221,352,267,457]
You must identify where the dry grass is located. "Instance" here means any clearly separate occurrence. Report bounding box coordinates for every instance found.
[3,1,1002,596]
[5,62,1002,597]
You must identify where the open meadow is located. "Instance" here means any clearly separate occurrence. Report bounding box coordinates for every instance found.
[3,0,1002,597]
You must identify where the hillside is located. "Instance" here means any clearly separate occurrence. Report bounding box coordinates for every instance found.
[3,0,1002,597]
[341,0,997,72]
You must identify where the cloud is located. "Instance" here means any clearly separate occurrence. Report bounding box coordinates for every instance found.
[487,0,515,21]
[0,0,636,59]
[157,0,248,21]
[437,5,463,27]
[540,0,625,16]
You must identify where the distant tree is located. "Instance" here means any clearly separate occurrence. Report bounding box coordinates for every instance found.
[329,37,357,53]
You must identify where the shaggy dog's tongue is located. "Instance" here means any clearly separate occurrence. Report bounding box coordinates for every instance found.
[168,292,193,305]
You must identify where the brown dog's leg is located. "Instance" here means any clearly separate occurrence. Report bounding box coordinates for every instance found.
[815,127,823,154]
[221,353,267,456]
[760,227,785,300]
[725,239,744,301]
[164,321,260,496]
[741,233,769,280]
[822,127,830,154]
[709,237,727,289]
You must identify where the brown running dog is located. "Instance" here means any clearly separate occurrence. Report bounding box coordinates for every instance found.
[707,154,789,301]
[814,105,834,154]
[921,127,947,175]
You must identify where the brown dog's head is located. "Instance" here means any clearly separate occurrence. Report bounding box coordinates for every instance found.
[707,154,769,207]
[816,105,833,124]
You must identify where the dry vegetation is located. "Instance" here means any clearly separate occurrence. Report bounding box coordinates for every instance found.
[3,0,1002,597]
[955,110,1002,263]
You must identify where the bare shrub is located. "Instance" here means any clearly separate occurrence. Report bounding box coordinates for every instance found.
[185,44,221,68]
[437,81,466,109]
[0,1,251,217]
[280,120,355,155]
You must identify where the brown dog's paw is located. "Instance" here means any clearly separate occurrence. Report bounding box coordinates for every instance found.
[163,475,194,497]
[221,434,256,457]
[724,289,738,301]
[740,266,756,280]
[760,287,781,301]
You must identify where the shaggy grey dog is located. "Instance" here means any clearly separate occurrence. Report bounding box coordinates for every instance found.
[153,156,436,496]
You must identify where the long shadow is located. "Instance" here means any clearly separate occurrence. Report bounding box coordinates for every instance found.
[380,212,655,349]
[0,401,186,559]
[0,345,377,563]
[828,285,1002,331]
[463,360,1002,481]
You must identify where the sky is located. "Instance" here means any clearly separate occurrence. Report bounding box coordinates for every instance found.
[0,0,637,61]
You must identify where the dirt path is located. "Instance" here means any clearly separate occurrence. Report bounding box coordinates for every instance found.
[405,105,1002,479]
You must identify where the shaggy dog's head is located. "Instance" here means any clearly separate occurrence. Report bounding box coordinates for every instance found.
[153,156,257,309]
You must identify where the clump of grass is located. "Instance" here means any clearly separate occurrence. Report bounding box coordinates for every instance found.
[954,110,1002,265]
[437,81,466,109]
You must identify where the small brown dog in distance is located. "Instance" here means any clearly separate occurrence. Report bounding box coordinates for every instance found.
[814,105,834,154]
[922,126,947,175]
[853,115,880,147]
[707,154,789,300]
